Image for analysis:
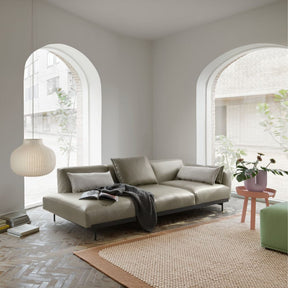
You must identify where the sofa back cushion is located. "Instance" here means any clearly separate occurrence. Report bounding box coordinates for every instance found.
[67,171,114,193]
[177,166,222,185]
[185,164,224,184]
[150,159,183,182]
[111,156,158,186]
[58,165,117,193]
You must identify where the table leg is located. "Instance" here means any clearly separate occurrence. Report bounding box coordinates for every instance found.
[265,198,270,207]
[250,197,256,230]
[241,197,248,223]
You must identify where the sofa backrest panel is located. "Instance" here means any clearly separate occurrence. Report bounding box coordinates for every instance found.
[150,159,183,183]
[57,165,117,193]
[107,164,119,183]
[222,171,232,188]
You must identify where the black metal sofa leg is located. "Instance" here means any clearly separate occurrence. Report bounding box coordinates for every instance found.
[219,203,224,212]
[53,214,56,222]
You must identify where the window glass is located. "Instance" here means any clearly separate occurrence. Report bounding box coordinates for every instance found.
[24,49,83,207]
[47,52,54,66]
[214,48,288,201]
[47,76,59,95]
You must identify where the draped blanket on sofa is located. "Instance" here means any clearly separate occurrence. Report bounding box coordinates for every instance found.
[81,183,157,232]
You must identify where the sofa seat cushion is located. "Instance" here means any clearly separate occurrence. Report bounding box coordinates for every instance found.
[137,184,195,212]
[161,180,230,204]
[43,193,135,228]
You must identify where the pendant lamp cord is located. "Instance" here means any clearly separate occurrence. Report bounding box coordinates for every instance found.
[32,53,35,139]
[31,0,35,139]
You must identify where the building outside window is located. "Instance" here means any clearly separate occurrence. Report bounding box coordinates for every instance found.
[24,49,82,207]
[25,84,39,101]
[47,52,60,67]
[47,76,59,95]
[214,48,288,201]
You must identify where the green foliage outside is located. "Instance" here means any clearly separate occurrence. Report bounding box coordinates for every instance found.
[54,88,76,166]
[215,135,246,174]
[216,89,288,179]
[257,89,288,152]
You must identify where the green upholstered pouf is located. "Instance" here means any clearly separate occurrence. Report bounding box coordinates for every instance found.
[260,202,288,253]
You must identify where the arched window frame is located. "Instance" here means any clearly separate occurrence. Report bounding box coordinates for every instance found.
[196,43,285,165]
[24,44,101,208]
[44,44,102,165]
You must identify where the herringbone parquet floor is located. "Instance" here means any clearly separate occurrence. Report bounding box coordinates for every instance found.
[0,197,265,288]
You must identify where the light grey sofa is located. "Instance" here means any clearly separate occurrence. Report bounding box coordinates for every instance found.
[43,159,231,238]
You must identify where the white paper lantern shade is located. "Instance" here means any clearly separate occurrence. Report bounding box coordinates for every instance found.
[10,139,56,177]
[10,1,56,178]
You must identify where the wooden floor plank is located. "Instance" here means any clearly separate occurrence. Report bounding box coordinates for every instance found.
[0,197,257,288]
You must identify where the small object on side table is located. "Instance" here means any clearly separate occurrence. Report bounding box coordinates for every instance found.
[236,186,276,230]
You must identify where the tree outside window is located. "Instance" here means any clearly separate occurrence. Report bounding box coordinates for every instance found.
[214,48,288,201]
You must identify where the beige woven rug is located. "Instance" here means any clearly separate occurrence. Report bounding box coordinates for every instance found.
[74,216,288,288]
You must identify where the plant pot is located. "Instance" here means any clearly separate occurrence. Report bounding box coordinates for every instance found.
[244,171,267,192]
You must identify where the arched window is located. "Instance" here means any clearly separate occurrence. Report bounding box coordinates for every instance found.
[197,44,288,201]
[24,44,101,208]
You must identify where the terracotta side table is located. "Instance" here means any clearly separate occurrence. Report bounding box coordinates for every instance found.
[236,186,276,230]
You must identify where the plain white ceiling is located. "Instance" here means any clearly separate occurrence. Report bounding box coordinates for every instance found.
[43,0,280,39]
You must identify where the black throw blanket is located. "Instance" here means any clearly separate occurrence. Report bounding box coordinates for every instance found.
[83,183,157,232]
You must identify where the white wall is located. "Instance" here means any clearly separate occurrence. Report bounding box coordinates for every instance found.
[152,0,287,163]
[0,0,153,215]
[1,0,286,215]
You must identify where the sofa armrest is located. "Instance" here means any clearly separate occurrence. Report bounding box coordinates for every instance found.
[222,171,232,188]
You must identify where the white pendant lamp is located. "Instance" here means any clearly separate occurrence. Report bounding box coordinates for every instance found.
[10,139,56,177]
[10,0,56,177]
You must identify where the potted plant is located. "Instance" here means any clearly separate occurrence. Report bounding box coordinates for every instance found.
[234,152,288,191]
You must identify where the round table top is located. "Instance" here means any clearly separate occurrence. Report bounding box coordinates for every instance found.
[236,186,276,198]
